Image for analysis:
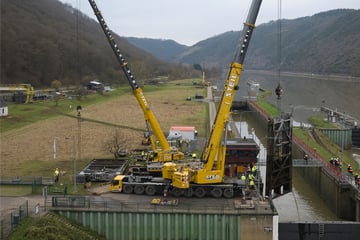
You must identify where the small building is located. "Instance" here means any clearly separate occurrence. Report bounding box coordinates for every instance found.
[0,100,8,117]
[167,126,197,141]
[87,81,104,91]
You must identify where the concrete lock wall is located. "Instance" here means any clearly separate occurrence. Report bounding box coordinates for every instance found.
[279,222,360,240]
[56,210,273,240]
[294,163,356,221]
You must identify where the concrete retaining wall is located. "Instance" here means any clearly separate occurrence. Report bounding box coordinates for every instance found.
[293,143,358,221]
[56,210,274,240]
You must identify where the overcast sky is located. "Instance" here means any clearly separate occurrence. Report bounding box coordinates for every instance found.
[59,0,359,46]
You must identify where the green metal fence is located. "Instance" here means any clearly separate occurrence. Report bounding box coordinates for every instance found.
[0,200,28,240]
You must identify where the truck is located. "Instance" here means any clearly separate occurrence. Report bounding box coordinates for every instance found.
[109,0,263,198]
[88,0,184,166]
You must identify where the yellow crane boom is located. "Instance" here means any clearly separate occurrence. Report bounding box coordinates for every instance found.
[88,0,183,162]
[163,0,262,189]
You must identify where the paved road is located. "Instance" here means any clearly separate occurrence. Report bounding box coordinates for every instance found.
[0,194,45,217]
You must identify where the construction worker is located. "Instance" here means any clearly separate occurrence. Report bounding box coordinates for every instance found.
[54,168,60,183]
[248,173,255,182]
[241,174,246,181]
[355,174,360,188]
[251,164,257,177]
[192,153,197,159]
[334,158,340,168]
[148,151,154,161]
[249,179,255,190]
[347,164,353,175]
[303,154,309,164]
[141,151,145,161]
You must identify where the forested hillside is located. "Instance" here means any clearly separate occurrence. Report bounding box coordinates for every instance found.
[129,9,360,77]
[0,0,198,87]
[126,38,188,62]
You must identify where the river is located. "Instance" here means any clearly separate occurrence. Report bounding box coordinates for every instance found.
[236,119,340,222]
[214,70,360,222]
[231,70,360,222]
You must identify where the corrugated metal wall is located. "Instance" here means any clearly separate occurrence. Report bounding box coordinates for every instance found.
[319,128,352,149]
[58,211,241,240]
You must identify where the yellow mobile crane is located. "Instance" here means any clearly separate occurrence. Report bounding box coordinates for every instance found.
[88,0,183,164]
[162,0,262,197]
[0,84,34,103]
[110,0,262,197]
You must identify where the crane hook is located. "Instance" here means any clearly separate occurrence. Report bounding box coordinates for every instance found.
[275,84,283,99]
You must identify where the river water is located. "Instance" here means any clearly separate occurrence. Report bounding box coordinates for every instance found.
[230,70,360,222]
[236,119,340,222]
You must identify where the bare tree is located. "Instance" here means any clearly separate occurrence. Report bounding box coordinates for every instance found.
[51,80,62,106]
[107,129,129,158]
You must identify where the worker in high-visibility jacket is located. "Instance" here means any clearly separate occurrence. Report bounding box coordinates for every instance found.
[251,165,257,177]
[54,168,60,183]
[248,173,255,182]
[241,174,246,181]
[141,151,145,161]
[249,179,255,190]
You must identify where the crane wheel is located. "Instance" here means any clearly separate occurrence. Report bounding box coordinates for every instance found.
[171,188,183,197]
[134,185,145,195]
[194,187,206,198]
[223,188,234,198]
[183,188,193,197]
[145,185,156,196]
[211,187,223,198]
[123,185,133,194]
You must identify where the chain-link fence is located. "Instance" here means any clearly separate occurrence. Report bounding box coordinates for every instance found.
[0,200,28,240]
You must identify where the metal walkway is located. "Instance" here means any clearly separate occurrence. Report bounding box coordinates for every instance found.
[292,158,323,167]
[256,159,323,167]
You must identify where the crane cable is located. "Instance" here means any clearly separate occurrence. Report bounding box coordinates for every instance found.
[76,0,80,77]
[277,0,299,220]
[275,0,284,107]
[75,0,82,163]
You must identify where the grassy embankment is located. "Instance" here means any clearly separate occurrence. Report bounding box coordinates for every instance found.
[8,213,106,240]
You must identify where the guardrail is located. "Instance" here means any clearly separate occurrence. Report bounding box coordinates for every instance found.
[293,135,360,193]
[0,176,54,186]
[46,196,274,215]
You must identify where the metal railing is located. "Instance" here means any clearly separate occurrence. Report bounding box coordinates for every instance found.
[46,196,275,215]
[0,176,54,186]
[0,201,28,240]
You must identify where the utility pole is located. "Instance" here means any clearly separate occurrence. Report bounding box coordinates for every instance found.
[53,137,57,169]
[74,105,82,193]
[73,136,77,193]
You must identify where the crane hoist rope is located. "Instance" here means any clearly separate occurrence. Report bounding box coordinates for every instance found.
[275,0,284,101]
